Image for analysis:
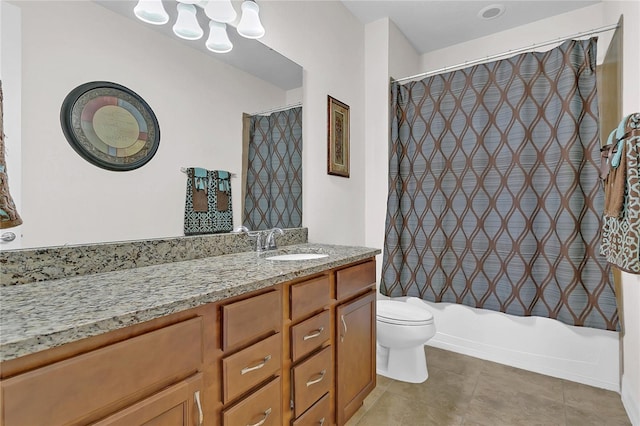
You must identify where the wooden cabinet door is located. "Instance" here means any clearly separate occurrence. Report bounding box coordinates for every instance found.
[94,373,204,426]
[1,317,203,426]
[335,291,376,426]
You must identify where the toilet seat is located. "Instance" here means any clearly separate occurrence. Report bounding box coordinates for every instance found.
[377,300,433,326]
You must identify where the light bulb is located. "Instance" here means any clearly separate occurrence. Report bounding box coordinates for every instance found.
[237,1,265,39]
[206,21,233,53]
[173,3,204,40]
[133,0,169,25]
[204,0,237,24]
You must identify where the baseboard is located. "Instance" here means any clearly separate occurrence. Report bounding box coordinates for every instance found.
[428,333,620,391]
[621,377,640,426]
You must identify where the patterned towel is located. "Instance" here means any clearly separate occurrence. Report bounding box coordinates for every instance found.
[184,168,233,235]
[600,113,640,274]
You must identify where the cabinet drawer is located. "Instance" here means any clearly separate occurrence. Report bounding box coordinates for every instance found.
[223,376,282,426]
[1,317,203,426]
[222,290,281,351]
[292,346,333,418]
[336,260,376,300]
[291,310,330,362]
[292,392,330,426]
[223,333,282,404]
[290,275,331,321]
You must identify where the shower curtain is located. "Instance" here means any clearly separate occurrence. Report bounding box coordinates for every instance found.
[381,39,618,331]
[243,107,302,230]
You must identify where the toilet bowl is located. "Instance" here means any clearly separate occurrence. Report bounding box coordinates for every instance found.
[376,298,435,383]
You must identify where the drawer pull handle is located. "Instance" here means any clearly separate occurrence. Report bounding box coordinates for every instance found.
[341,315,347,342]
[303,327,324,341]
[247,407,272,426]
[241,354,272,375]
[194,390,204,426]
[306,369,327,387]
[319,417,325,426]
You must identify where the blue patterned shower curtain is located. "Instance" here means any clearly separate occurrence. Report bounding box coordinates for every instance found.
[243,107,303,230]
[381,39,618,331]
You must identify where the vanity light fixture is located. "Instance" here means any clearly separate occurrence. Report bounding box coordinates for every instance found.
[173,3,204,40]
[133,0,265,53]
[133,0,170,25]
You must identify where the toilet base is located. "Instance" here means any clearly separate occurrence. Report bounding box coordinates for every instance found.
[376,343,428,383]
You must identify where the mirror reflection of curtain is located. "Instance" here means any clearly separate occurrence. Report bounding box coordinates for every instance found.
[381,38,618,331]
[243,107,302,230]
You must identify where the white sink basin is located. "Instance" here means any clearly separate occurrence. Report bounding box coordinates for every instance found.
[265,253,329,261]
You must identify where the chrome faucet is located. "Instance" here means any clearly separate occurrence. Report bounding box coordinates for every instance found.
[265,228,284,250]
[232,226,264,252]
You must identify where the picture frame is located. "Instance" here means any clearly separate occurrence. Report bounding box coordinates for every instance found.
[60,81,160,172]
[327,95,350,177]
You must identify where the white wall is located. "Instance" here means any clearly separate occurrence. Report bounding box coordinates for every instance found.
[364,18,421,280]
[257,1,366,246]
[13,1,289,248]
[603,1,640,423]
[365,2,629,394]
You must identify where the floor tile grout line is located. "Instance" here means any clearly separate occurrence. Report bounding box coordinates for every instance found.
[463,364,483,425]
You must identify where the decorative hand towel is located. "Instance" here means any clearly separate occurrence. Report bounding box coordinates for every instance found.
[184,168,233,235]
[600,113,640,274]
[602,129,627,217]
[192,167,208,212]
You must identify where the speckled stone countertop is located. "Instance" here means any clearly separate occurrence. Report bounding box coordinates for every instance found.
[0,243,380,362]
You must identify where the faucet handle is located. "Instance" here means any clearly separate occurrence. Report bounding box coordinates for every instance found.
[266,228,284,250]
[248,231,265,252]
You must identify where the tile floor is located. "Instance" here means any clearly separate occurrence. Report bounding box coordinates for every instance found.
[346,346,631,426]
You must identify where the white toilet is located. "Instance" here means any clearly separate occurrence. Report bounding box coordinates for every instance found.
[376,298,436,383]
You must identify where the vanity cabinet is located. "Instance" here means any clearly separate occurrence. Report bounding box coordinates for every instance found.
[287,274,333,424]
[0,315,207,426]
[0,257,376,426]
[218,289,283,425]
[335,261,377,426]
[286,260,376,426]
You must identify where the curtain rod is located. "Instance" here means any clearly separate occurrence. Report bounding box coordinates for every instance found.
[395,23,619,83]
[250,102,302,116]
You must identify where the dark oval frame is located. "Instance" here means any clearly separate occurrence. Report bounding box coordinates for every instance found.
[60,81,160,172]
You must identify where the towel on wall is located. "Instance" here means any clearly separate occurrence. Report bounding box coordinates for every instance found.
[184,167,233,235]
[602,129,627,217]
[600,113,640,274]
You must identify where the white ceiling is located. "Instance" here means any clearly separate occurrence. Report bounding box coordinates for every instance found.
[341,0,600,54]
[96,1,600,88]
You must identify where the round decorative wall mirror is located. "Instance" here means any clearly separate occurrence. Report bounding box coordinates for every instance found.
[60,81,160,171]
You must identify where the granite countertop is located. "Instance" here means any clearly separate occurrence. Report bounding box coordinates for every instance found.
[0,243,380,362]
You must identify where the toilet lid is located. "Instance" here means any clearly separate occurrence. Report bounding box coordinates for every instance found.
[377,300,433,325]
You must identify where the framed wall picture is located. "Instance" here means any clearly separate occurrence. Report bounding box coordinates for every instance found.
[327,95,350,177]
[60,81,160,171]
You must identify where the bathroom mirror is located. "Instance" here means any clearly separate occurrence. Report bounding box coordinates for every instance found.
[1,0,303,249]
